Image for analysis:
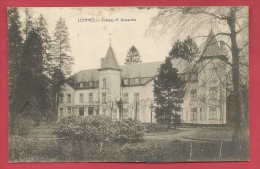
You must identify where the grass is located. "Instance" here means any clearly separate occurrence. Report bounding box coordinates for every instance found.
[9,123,245,162]
[183,126,234,141]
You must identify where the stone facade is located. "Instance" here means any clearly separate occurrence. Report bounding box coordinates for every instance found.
[58,31,227,124]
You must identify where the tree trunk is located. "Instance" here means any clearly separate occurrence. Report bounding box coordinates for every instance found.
[227,7,248,156]
[55,89,60,121]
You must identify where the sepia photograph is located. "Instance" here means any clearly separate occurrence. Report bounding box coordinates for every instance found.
[8,7,249,163]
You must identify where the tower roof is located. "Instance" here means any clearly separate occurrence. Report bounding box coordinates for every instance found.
[100,46,120,70]
[202,29,223,57]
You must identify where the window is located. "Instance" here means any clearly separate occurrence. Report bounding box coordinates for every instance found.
[209,107,217,119]
[129,78,135,85]
[89,81,93,87]
[191,73,197,81]
[60,108,64,116]
[112,108,117,119]
[123,108,129,120]
[124,79,129,85]
[209,88,217,100]
[180,108,183,120]
[190,90,197,101]
[89,93,93,102]
[67,107,72,116]
[190,108,197,120]
[67,94,71,103]
[134,93,139,103]
[102,108,106,116]
[88,107,93,115]
[80,83,84,88]
[102,93,106,104]
[102,78,106,88]
[200,107,203,120]
[124,93,129,103]
[79,93,84,103]
[60,94,64,103]
[135,78,140,84]
[79,107,84,116]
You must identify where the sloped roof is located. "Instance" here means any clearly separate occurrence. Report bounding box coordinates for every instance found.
[202,29,223,57]
[101,46,120,69]
[120,59,189,78]
[66,69,99,88]
[120,61,162,78]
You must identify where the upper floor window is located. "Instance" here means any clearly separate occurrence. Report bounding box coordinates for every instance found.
[102,78,106,88]
[134,93,139,103]
[209,87,217,100]
[89,93,93,102]
[209,107,217,119]
[102,92,106,104]
[190,90,197,101]
[67,94,71,103]
[79,93,84,103]
[124,93,129,103]
[60,94,64,103]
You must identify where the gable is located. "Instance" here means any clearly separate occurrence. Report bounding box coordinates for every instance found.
[61,82,75,91]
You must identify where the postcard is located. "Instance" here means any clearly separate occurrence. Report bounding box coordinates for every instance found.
[7,7,249,163]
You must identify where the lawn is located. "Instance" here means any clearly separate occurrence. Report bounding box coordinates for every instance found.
[182,126,235,142]
[9,124,245,163]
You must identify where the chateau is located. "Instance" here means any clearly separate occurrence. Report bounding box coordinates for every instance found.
[58,30,227,124]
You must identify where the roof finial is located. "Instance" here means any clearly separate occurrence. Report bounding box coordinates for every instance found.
[109,33,112,46]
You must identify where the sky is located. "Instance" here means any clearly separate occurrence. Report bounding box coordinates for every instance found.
[18,7,172,74]
[17,7,248,75]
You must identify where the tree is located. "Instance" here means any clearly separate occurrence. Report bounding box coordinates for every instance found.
[11,28,47,128]
[23,8,35,40]
[147,7,248,157]
[169,36,199,63]
[37,14,52,77]
[125,45,142,64]
[8,8,23,134]
[52,17,74,119]
[153,57,185,128]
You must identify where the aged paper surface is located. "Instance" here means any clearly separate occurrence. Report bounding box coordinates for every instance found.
[8,7,249,162]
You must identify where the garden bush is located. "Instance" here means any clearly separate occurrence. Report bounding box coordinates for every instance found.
[14,115,35,136]
[52,116,145,143]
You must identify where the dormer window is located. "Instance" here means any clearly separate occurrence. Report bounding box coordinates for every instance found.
[80,83,84,88]
[124,79,129,85]
[135,78,140,85]
[89,81,93,87]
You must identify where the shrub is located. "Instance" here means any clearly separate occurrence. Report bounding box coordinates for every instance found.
[53,116,145,143]
[144,123,168,133]
[9,137,63,162]
[113,119,145,142]
[14,115,35,136]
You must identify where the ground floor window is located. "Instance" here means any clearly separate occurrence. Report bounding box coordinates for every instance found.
[88,107,93,115]
[209,107,217,119]
[180,108,183,120]
[190,108,197,120]
[112,108,117,119]
[60,108,64,116]
[67,107,72,116]
[123,108,129,120]
[79,107,84,116]
[200,107,203,120]
[102,108,106,116]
